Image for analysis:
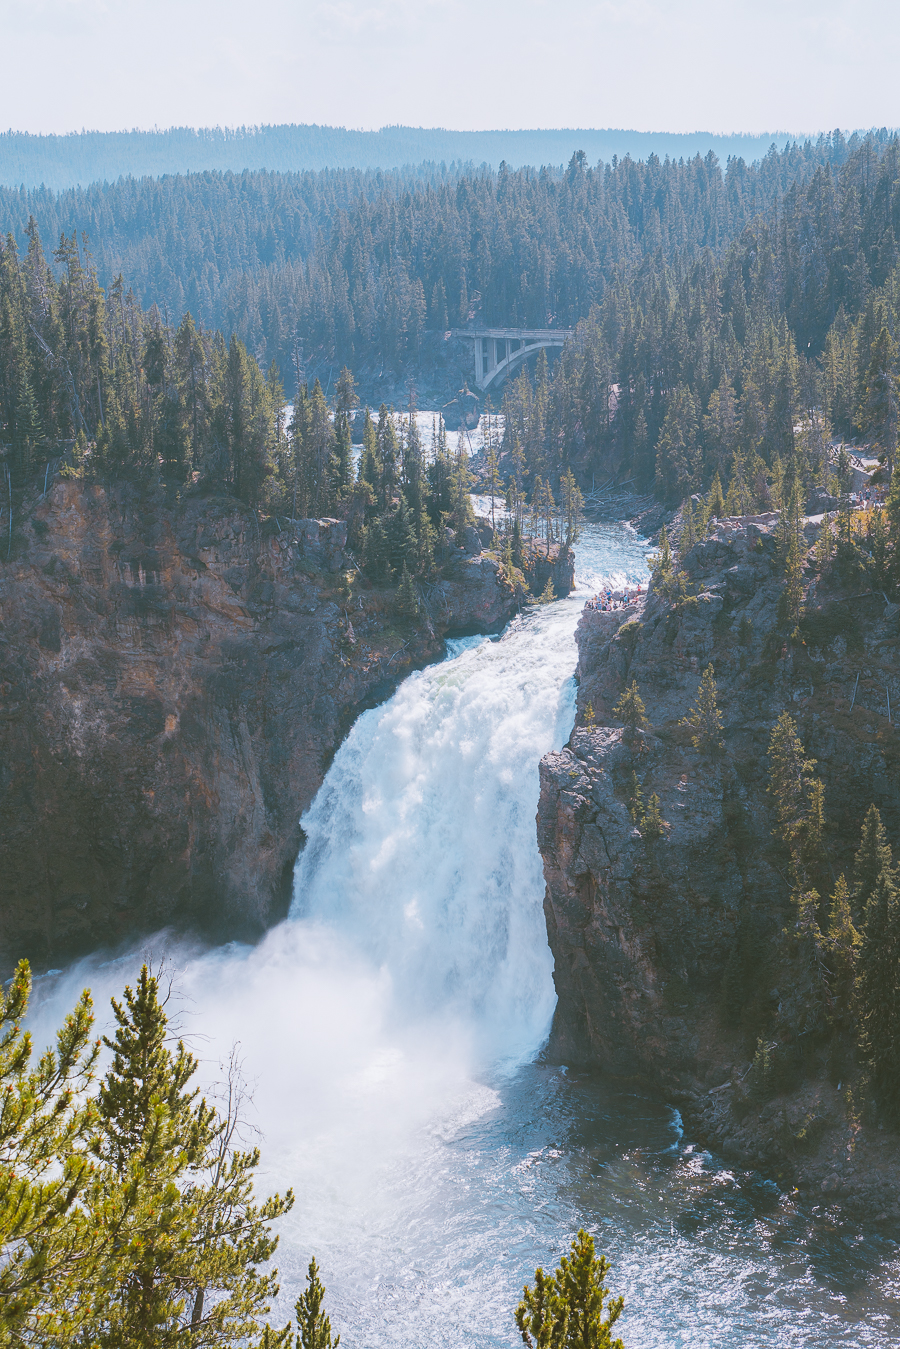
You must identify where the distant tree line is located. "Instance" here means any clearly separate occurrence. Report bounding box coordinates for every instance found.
[6,132,900,532]
[0,122,802,192]
[0,130,889,394]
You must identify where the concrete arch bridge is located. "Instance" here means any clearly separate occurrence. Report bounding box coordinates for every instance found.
[449,327,572,392]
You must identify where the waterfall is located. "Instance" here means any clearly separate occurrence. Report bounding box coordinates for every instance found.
[45,524,900,1347]
[289,617,574,1064]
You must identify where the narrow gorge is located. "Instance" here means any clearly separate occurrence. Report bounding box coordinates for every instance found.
[0,478,572,967]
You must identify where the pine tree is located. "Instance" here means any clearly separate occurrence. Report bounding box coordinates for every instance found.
[515,1229,624,1349]
[824,874,860,1033]
[703,377,738,478]
[0,963,98,1345]
[655,383,700,502]
[363,516,390,580]
[725,446,754,516]
[560,468,583,547]
[174,311,210,461]
[679,498,697,553]
[649,524,674,589]
[486,445,503,534]
[858,868,900,1116]
[223,335,274,507]
[767,713,825,886]
[449,429,475,531]
[390,496,418,577]
[885,467,900,567]
[539,576,556,604]
[78,966,292,1349]
[640,792,667,841]
[377,406,399,510]
[294,1258,340,1349]
[396,563,418,617]
[679,663,724,753]
[625,770,643,822]
[853,803,894,915]
[613,681,650,738]
[814,512,834,571]
[858,325,899,478]
[333,413,353,497]
[787,887,829,1034]
[777,529,805,631]
[357,407,380,493]
[706,471,726,522]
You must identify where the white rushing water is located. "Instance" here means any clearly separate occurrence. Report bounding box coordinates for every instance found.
[33,520,900,1346]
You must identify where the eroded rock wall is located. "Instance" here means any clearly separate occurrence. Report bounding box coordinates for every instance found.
[0,481,519,968]
[538,514,900,1198]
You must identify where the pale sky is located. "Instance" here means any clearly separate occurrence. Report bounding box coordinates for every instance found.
[1,0,897,137]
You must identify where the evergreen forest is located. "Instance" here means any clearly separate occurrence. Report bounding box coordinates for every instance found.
[4,130,900,518]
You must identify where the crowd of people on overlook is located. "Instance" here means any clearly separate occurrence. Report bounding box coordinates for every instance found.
[587,586,642,612]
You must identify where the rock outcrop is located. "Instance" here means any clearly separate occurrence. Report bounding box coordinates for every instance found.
[0,481,520,969]
[538,512,900,1203]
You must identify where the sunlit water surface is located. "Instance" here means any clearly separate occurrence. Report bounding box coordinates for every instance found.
[33,520,900,1346]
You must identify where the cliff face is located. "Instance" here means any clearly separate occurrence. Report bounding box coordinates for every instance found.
[538,514,900,1201]
[0,480,520,969]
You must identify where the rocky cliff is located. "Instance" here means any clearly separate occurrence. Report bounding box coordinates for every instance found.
[0,480,524,969]
[538,513,900,1205]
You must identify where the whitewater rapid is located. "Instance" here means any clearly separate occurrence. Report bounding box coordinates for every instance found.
[31,521,900,1347]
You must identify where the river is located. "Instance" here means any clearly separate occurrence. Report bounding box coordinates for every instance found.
[32,520,900,1346]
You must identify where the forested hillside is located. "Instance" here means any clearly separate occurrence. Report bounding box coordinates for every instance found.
[4,130,900,510]
[0,130,886,389]
[0,218,586,596]
[507,132,900,502]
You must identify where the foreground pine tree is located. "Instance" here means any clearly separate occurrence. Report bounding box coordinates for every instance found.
[294,1258,340,1349]
[515,1229,624,1349]
[75,965,293,1349]
[0,963,98,1347]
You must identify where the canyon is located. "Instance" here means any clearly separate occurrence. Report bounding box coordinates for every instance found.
[0,478,571,968]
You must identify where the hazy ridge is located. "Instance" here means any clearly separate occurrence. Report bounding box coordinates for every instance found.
[0,123,807,190]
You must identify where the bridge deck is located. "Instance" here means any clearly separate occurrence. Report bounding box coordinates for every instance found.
[448,327,571,341]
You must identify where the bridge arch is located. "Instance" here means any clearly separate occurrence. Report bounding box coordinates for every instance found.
[480,337,565,390]
[449,327,573,391]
